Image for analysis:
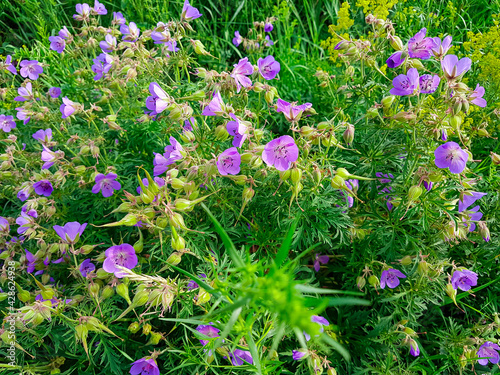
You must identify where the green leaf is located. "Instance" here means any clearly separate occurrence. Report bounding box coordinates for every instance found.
[275,216,300,267]
[322,334,350,361]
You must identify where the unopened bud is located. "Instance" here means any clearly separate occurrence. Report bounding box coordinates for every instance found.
[101,285,115,300]
[167,251,182,266]
[242,186,255,201]
[215,125,229,141]
[331,175,346,189]
[279,170,291,181]
[291,168,302,184]
[171,235,186,251]
[490,152,500,165]
[356,276,366,290]
[381,96,395,108]
[389,35,404,51]
[400,255,412,266]
[142,323,152,335]
[343,124,355,145]
[368,275,379,287]
[408,185,423,201]
[128,322,140,333]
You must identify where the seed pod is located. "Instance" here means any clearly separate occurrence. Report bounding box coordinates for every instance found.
[312,167,322,185]
[279,170,291,181]
[101,285,114,300]
[404,327,416,336]
[242,186,255,201]
[174,198,193,211]
[88,283,100,298]
[18,290,31,303]
[330,175,346,189]
[142,323,152,335]
[291,168,302,184]
[408,185,423,201]
[167,251,182,266]
[368,275,379,287]
[116,283,131,304]
[132,290,149,307]
[400,255,412,266]
[128,322,140,333]
[335,168,350,179]
[327,368,338,375]
[490,152,500,165]
[171,235,186,251]
[356,276,366,290]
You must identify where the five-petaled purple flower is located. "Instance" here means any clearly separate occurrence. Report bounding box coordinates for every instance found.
[48,87,61,98]
[202,91,225,116]
[49,36,66,53]
[153,136,184,176]
[60,97,78,118]
[419,74,440,94]
[196,323,220,346]
[233,31,243,47]
[17,209,37,235]
[3,55,17,75]
[33,180,53,197]
[477,341,500,366]
[451,269,478,291]
[92,0,107,15]
[100,34,117,53]
[264,35,274,46]
[276,99,312,122]
[59,26,71,40]
[16,107,31,125]
[217,147,241,175]
[231,57,253,93]
[262,135,299,171]
[434,141,468,174]
[313,253,329,272]
[129,357,160,375]
[470,84,487,107]
[92,172,121,197]
[432,36,452,59]
[25,249,37,273]
[20,60,43,80]
[14,82,34,102]
[408,28,436,59]
[264,22,273,32]
[91,53,113,81]
[390,68,419,96]
[120,22,141,42]
[53,221,87,244]
[33,129,53,144]
[0,216,9,234]
[226,114,247,148]
[79,259,96,277]
[103,243,138,278]
[41,146,63,169]
[458,191,486,212]
[181,0,202,22]
[441,55,471,80]
[228,349,254,366]
[380,268,406,289]
[0,115,16,133]
[73,3,91,21]
[258,55,280,80]
[146,82,171,115]
[113,12,126,25]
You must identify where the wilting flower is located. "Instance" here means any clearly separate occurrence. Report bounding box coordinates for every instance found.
[33,129,52,144]
[390,68,419,96]
[25,249,37,273]
[217,147,241,175]
[258,55,280,80]
[41,146,63,169]
[304,315,329,341]
[228,349,254,366]
[0,115,16,133]
[262,135,298,171]
[292,350,307,361]
[264,35,274,46]
[103,244,138,278]
[120,22,141,42]
[17,210,37,235]
[129,357,160,375]
[181,0,202,22]
[92,173,121,197]
[419,74,440,94]
[276,99,312,122]
[3,55,17,75]
[16,107,31,125]
[408,28,436,59]
[60,97,78,118]
[112,12,126,25]
[17,184,32,201]
[423,180,433,191]
[470,84,487,107]
[146,82,171,115]
[409,339,420,357]
[232,31,243,47]
[202,91,225,116]
[14,82,34,102]
[451,269,478,291]
[100,34,117,53]
[432,36,452,58]
[59,26,71,40]
[0,216,9,234]
[49,36,66,53]
[231,57,253,93]
[313,253,329,272]
[53,222,87,244]
[91,53,113,81]
[48,87,61,98]
[386,51,405,68]
[434,142,468,174]
[441,55,471,80]
[166,40,179,53]
[73,3,91,21]
[196,323,220,345]
[380,269,406,289]
[477,342,500,366]
[226,114,247,148]
[153,137,184,175]
[79,259,95,277]
[264,22,273,32]
[33,180,53,197]
[92,0,107,15]
[19,60,43,80]
[458,191,487,212]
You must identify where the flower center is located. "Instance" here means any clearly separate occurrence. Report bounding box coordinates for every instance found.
[222,157,233,168]
[273,145,288,159]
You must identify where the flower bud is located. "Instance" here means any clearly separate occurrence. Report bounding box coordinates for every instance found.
[404,327,416,336]
[335,168,350,179]
[417,260,429,275]
[253,82,265,92]
[18,290,31,303]
[393,111,416,122]
[291,168,302,184]
[490,152,500,165]
[230,175,247,185]
[249,156,263,169]
[128,322,140,333]
[368,275,379,287]
[327,368,338,375]
[312,167,322,185]
[132,290,149,307]
[116,283,131,304]
[408,185,423,201]
[331,175,346,189]
[148,332,162,345]
[174,198,193,211]
[253,128,264,142]
[142,323,152,335]
[101,285,115,300]
[96,268,109,279]
[343,123,355,145]
[366,107,378,119]
[408,59,424,70]
[400,255,412,266]
[264,89,275,104]
[167,251,182,266]
[279,170,291,181]
[242,186,255,201]
[195,68,207,78]
[88,283,100,298]
[241,153,253,163]
[450,115,462,130]
[215,125,229,141]
[169,212,188,230]
[389,35,404,51]
[356,276,366,290]
[196,288,211,305]
[345,65,355,77]
[180,130,196,143]
[171,235,186,251]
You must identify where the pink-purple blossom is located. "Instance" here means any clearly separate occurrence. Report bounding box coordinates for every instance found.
[92,0,107,15]
[477,342,500,366]
[73,3,91,21]
[276,99,312,122]
[258,55,280,80]
[262,135,298,171]
[409,339,420,357]
[14,82,34,102]
[441,55,471,80]
[264,35,274,46]
[228,349,254,366]
[120,22,141,42]
[49,36,66,53]
[451,269,478,291]
[48,87,61,98]
[458,191,486,212]
[129,357,160,375]
[304,315,329,341]
[100,34,117,53]
[3,55,17,75]
[16,107,31,125]
[92,173,121,197]
[153,137,184,175]
[202,91,225,116]
[419,74,440,94]
[59,26,71,40]
[181,0,202,22]
[226,114,247,148]
[33,180,53,197]
[60,97,78,119]
[0,115,16,133]
[0,217,9,234]
[389,68,419,96]
[53,222,87,244]
[292,350,307,361]
[408,28,436,59]
[434,141,468,174]
[432,36,452,59]
[231,57,253,93]
[33,129,53,144]
[217,147,241,175]
[470,84,487,107]
[112,12,126,25]
[19,60,43,80]
[232,31,243,47]
[386,51,405,68]
[91,53,113,81]
[313,253,329,272]
[264,22,273,32]
[79,259,95,277]
[196,323,220,346]
[41,146,63,169]
[103,244,138,278]
[380,269,406,289]
[146,82,171,115]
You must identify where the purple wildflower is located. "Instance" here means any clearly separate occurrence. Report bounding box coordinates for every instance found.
[464,205,483,232]
[136,177,165,194]
[441,129,448,141]
[187,273,207,290]
[129,357,160,375]
[380,269,406,289]
[202,91,225,116]
[100,34,117,53]
[166,40,179,53]
[49,36,66,53]
[0,216,9,234]
[14,82,34,102]
[25,249,36,273]
[120,22,141,42]
[33,180,53,197]
[419,74,440,94]
[276,99,312,122]
[386,51,405,68]
[258,55,280,80]
[91,53,113,81]
[48,87,61,98]
[80,259,95,277]
[390,68,419,96]
[451,269,478,291]
[434,141,468,174]
[151,30,170,44]
[112,12,126,25]
[92,0,107,15]
[231,57,253,93]
[432,36,452,59]
[15,107,31,125]
[17,184,32,201]
[408,28,436,59]
[409,339,420,357]
[19,60,43,80]
[153,137,184,176]
[477,342,500,366]
[228,349,253,366]
[0,115,16,133]
[262,135,299,171]
[232,31,243,47]
[41,146,62,169]
[16,210,37,235]
[53,222,87,244]
[73,3,91,21]
[423,180,433,191]
[264,35,274,46]
[264,22,273,32]
[313,253,329,272]
[146,82,171,115]
[3,55,17,75]
[226,114,247,148]
[184,117,195,132]
[60,97,78,118]
[470,84,487,107]
[103,244,138,278]
[33,129,53,144]
[458,191,487,212]
[217,147,241,175]
[181,0,202,22]
[304,315,329,341]
[92,173,121,197]
[292,350,307,361]
[441,55,471,80]
[59,26,71,40]
[196,323,220,345]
